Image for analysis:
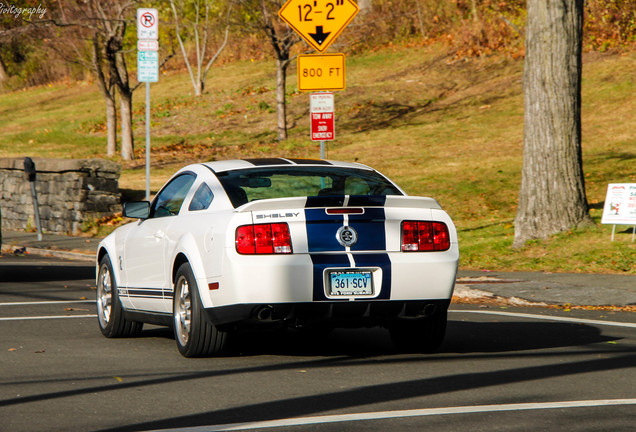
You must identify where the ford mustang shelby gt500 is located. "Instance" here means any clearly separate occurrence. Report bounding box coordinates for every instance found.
[96,158,459,357]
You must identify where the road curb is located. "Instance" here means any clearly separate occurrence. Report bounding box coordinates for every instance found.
[1,245,95,262]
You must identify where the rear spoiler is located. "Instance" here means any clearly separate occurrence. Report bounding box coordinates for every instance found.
[236,195,442,212]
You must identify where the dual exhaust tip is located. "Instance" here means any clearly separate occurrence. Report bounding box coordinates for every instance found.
[253,303,438,322]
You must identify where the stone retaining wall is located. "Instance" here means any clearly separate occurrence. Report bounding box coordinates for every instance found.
[0,158,121,234]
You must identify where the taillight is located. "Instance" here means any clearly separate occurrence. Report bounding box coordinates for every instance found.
[401,221,450,252]
[236,223,292,254]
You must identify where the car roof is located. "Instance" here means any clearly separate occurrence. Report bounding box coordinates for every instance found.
[201,158,374,173]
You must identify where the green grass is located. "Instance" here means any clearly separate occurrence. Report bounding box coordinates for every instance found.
[0,47,634,274]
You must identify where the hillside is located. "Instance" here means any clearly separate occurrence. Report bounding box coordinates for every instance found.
[0,46,634,274]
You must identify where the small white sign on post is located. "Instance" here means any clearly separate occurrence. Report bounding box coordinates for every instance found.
[137,51,159,83]
[138,40,159,51]
[137,8,158,40]
[601,183,636,242]
[310,92,334,113]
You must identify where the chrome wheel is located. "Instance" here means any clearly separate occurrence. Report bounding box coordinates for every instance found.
[174,275,192,346]
[97,254,142,338]
[173,262,228,357]
[97,262,113,327]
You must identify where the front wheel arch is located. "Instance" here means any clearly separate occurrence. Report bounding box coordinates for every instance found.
[172,252,190,286]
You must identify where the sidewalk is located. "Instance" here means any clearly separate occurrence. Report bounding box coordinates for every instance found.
[1,229,634,308]
[455,270,635,308]
[1,229,98,262]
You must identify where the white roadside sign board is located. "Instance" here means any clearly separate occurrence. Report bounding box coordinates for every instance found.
[138,51,159,82]
[137,8,158,40]
[138,40,159,51]
[601,183,636,225]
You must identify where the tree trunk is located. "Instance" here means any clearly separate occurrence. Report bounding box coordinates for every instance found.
[90,35,118,157]
[106,89,117,157]
[472,0,480,22]
[119,90,134,160]
[276,58,288,141]
[0,53,9,84]
[358,0,373,13]
[513,0,592,247]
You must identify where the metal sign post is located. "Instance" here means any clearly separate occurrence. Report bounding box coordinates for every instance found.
[137,8,159,201]
[23,157,42,241]
[145,82,151,201]
[279,1,356,159]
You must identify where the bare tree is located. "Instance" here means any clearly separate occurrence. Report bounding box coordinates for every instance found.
[90,33,119,156]
[0,52,8,85]
[237,0,300,140]
[30,2,121,156]
[37,1,135,159]
[169,0,233,96]
[514,0,592,247]
[94,0,137,160]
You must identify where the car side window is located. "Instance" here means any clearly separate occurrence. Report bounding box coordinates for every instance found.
[189,183,214,211]
[151,173,196,218]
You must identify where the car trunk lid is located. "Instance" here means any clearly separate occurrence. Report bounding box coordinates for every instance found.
[236,195,443,253]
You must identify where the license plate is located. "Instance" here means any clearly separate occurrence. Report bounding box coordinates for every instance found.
[329,271,373,296]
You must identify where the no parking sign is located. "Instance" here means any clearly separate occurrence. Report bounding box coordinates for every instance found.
[310,93,334,141]
[137,8,158,40]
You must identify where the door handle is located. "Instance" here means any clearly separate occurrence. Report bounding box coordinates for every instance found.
[154,230,165,239]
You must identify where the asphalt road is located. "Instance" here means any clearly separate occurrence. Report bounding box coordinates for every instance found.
[1,255,635,432]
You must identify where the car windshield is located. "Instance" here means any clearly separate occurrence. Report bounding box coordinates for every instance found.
[215,167,403,207]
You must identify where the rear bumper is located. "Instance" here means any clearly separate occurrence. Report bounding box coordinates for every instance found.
[204,299,451,327]
[203,249,459,309]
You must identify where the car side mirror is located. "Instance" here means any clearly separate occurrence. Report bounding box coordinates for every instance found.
[123,201,150,219]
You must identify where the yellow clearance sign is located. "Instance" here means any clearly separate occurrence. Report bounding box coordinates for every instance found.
[297,53,346,92]
[278,0,359,53]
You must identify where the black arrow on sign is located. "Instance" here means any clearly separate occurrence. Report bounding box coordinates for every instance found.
[309,26,331,45]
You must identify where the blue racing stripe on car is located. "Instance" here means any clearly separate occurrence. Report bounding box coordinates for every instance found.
[310,254,351,301]
[286,158,333,165]
[125,288,164,298]
[348,207,387,251]
[305,195,387,208]
[242,158,293,166]
[352,253,392,300]
[310,253,392,300]
[305,195,346,208]
[305,196,388,252]
[305,208,345,252]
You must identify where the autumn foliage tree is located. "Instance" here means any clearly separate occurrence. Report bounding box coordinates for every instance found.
[236,0,300,140]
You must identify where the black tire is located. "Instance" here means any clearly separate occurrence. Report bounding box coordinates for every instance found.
[173,262,228,357]
[389,306,448,353]
[96,254,143,338]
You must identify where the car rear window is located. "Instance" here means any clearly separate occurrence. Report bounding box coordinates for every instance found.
[215,167,403,207]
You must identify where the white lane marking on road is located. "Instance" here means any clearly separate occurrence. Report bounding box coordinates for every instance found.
[450,309,636,329]
[0,300,94,306]
[144,399,636,432]
[0,315,96,321]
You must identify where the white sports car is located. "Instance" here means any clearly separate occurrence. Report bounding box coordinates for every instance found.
[96,158,459,357]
